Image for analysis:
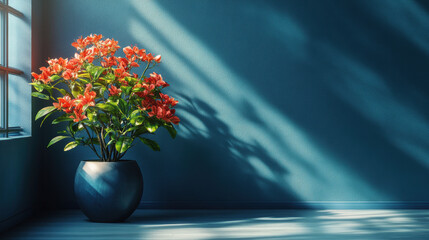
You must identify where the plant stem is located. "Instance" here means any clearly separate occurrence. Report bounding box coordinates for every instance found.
[139,61,151,82]
[99,126,108,161]
[94,127,106,161]
[108,143,114,161]
[82,124,102,160]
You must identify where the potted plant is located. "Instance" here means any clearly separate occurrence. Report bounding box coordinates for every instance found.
[31,34,180,222]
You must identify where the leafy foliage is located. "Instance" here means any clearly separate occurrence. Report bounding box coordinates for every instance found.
[31,34,180,161]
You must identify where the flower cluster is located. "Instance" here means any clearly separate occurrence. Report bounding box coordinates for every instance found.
[147,93,179,124]
[53,84,96,122]
[31,34,179,159]
[71,34,120,56]
[32,34,179,125]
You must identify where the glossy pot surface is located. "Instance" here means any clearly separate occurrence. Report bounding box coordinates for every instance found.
[74,160,143,222]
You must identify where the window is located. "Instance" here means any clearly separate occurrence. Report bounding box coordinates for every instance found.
[0,0,31,139]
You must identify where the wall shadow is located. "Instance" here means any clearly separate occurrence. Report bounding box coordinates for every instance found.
[153,0,429,201]
[140,95,300,205]
[36,0,429,209]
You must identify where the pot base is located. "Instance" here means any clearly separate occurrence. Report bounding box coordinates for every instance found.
[74,160,143,222]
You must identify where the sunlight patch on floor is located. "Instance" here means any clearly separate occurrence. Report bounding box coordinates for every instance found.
[4,210,429,240]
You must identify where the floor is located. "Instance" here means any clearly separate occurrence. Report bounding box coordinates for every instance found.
[2,209,429,239]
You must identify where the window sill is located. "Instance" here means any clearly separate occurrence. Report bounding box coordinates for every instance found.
[0,134,31,141]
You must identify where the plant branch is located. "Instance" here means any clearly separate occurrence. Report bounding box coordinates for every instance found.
[99,126,109,161]
[82,123,102,160]
[93,127,106,161]
[139,61,151,82]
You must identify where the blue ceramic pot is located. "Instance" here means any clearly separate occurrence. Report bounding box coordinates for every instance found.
[74,160,143,222]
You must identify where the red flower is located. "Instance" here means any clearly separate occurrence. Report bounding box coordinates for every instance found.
[71,104,87,122]
[145,94,180,124]
[114,67,130,79]
[147,102,180,124]
[144,53,154,62]
[47,57,68,74]
[123,46,134,57]
[86,34,103,45]
[71,36,88,50]
[31,67,53,84]
[130,61,140,68]
[170,116,180,125]
[108,85,122,96]
[78,84,96,107]
[101,56,117,68]
[62,70,78,80]
[116,57,129,69]
[160,93,178,106]
[145,72,169,88]
[79,47,98,63]
[53,95,74,114]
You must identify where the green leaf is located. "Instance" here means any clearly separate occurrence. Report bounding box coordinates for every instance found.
[77,123,85,131]
[57,88,68,96]
[64,141,79,151]
[35,106,56,121]
[118,98,128,115]
[78,72,91,79]
[104,73,116,81]
[98,86,106,97]
[111,116,121,128]
[124,126,139,133]
[71,83,83,98]
[85,138,100,145]
[31,92,49,100]
[94,69,104,80]
[94,82,105,86]
[133,126,148,136]
[96,103,116,112]
[85,64,94,72]
[125,86,132,95]
[130,116,144,126]
[87,111,97,122]
[132,87,144,93]
[115,136,133,153]
[50,75,61,81]
[67,122,75,136]
[40,111,54,127]
[163,124,177,139]
[52,115,73,124]
[139,137,160,151]
[70,122,80,134]
[97,113,110,124]
[130,110,140,119]
[106,139,115,146]
[144,120,159,133]
[78,78,90,84]
[30,82,45,92]
[107,98,118,105]
[48,136,70,148]
[120,86,132,95]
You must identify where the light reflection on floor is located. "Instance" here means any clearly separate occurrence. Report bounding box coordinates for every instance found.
[3,209,429,239]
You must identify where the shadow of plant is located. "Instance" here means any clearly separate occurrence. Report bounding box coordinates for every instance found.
[137,95,302,207]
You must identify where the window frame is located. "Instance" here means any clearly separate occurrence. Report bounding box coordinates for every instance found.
[0,0,25,138]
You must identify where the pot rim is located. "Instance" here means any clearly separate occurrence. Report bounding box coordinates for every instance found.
[81,160,136,163]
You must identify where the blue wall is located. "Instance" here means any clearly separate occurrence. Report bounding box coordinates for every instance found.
[37,0,429,208]
[0,138,40,231]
